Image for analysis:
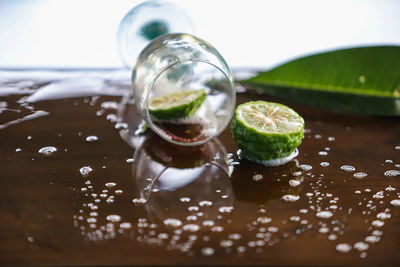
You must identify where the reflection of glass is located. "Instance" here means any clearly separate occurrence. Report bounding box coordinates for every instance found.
[117,0,195,68]
[131,131,234,222]
[133,33,236,146]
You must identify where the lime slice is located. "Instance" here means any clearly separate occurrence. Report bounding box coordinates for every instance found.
[149,89,206,120]
[231,101,304,162]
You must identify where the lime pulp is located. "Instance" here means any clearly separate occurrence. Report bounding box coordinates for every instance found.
[231,101,304,161]
[149,89,206,121]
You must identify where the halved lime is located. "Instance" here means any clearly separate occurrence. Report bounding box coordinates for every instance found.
[231,101,304,161]
[149,89,206,120]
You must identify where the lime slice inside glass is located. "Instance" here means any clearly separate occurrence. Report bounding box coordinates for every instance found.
[149,89,206,120]
[231,101,304,162]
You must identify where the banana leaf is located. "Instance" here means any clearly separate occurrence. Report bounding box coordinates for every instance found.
[242,46,400,116]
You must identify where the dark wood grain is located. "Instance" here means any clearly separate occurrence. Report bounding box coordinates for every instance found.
[0,71,399,266]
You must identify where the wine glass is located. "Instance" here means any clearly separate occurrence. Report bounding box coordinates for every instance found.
[118,1,235,146]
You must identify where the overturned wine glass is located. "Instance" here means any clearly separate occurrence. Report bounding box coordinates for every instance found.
[118,1,236,146]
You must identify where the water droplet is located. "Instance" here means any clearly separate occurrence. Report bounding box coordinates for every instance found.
[289,180,301,187]
[371,220,384,227]
[228,233,241,240]
[201,247,214,256]
[253,174,263,182]
[106,113,117,122]
[376,212,391,220]
[15,148,21,152]
[320,162,330,167]
[186,215,197,221]
[163,218,182,227]
[126,158,134,163]
[360,252,367,258]
[257,216,272,224]
[267,226,279,232]
[180,197,191,203]
[106,215,121,222]
[132,198,147,204]
[101,101,118,110]
[211,226,224,232]
[299,209,308,214]
[115,122,128,130]
[372,230,382,236]
[218,206,234,213]
[220,240,233,247]
[390,199,400,207]
[341,165,355,172]
[203,220,215,227]
[395,145,400,150]
[386,186,396,191]
[319,227,329,233]
[79,166,93,176]
[85,135,98,142]
[385,159,393,163]
[354,241,369,251]
[328,234,337,240]
[38,146,57,156]
[300,164,312,171]
[237,246,246,253]
[384,170,400,177]
[135,120,148,136]
[328,137,335,141]
[105,182,116,188]
[188,206,199,211]
[316,211,333,219]
[199,200,213,207]
[183,224,199,232]
[319,151,328,156]
[87,218,97,223]
[157,233,168,239]
[248,241,256,247]
[281,195,300,202]
[353,172,368,180]
[336,243,352,253]
[120,222,132,229]
[365,236,380,243]
[290,216,300,222]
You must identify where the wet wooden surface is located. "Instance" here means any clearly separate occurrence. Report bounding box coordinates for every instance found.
[0,70,400,266]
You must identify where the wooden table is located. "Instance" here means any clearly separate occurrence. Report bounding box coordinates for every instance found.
[0,70,399,266]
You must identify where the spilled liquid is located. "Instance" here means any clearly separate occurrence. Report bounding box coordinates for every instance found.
[1,70,400,265]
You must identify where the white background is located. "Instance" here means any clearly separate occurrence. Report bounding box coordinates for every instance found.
[0,0,399,69]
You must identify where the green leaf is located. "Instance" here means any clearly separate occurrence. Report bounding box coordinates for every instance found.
[242,46,400,116]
